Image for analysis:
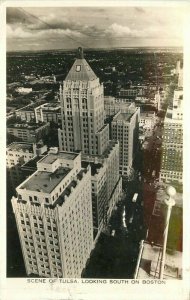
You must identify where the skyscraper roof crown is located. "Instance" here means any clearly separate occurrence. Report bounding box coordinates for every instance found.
[65,47,97,81]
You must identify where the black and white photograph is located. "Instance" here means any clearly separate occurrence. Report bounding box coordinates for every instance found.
[1,1,190,299]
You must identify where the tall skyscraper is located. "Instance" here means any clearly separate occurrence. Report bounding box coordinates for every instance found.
[111,109,140,176]
[11,48,122,279]
[159,88,183,184]
[58,47,109,156]
[11,151,93,278]
[58,48,122,237]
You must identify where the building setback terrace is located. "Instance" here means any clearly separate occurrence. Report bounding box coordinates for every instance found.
[82,161,102,176]
[101,140,118,159]
[20,167,70,193]
[38,152,78,164]
[47,168,88,208]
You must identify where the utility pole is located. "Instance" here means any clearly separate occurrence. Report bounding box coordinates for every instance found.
[159,186,176,279]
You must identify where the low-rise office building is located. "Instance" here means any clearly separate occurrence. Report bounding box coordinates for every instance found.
[15,102,61,125]
[140,111,156,130]
[7,121,50,143]
[7,142,47,190]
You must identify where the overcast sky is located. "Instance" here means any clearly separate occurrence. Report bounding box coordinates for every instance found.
[6,7,185,51]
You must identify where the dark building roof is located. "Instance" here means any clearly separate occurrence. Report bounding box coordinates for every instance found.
[82,161,103,176]
[21,155,46,172]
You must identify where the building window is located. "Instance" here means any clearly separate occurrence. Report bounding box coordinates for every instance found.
[76,65,81,72]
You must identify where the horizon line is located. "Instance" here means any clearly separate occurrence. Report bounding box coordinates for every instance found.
[7,45,183,53]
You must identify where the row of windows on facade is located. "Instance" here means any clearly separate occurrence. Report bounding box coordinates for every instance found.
[162,155,182,161]
[161,174,182,179]
[25,245,61,264]
[162,152,182,157]
[20,206,91,226]
[164,132,182,137]
[162,163,182,169]
[112,131,129,139]
[62,136,98,145]
[63,111,95,117]
[27,259,62,273]
[118,141,129,146]
[164,127,182,131]
[66,97,88,102]
[112,124,130,130]
[21,219,57,232]
[20,214,55,224]
[162,144,183,149]
[62,122,94,130]
[164,123,182,128]
[24,237,60,256]
[162,157,182,162]
[20,192,90,220]
[7,152,33,157]
[163,139,182,144]
[65,104,88,110]
[162,167,182,173]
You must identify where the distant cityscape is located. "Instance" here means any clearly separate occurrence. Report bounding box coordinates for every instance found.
[7,45,183,279]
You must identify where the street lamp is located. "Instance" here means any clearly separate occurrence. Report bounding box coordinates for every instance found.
[159,186,176,279]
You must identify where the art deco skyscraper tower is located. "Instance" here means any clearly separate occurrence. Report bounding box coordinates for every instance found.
[58,47,109,156]
[58,48,122,238]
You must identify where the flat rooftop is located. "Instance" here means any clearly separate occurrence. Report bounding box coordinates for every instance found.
[7,142,33,153]
[39,152,78,164]
[42,103,61,111]
[20,167,70,193]
[21,155,46,170]
[104,97,133,105]
[141,111,155,117]
[17,101,46,111]
[114,112,133,122]
[7,122,48,130]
